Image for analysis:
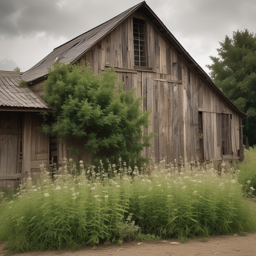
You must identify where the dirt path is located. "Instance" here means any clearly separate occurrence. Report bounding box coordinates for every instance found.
[1,233,256,256]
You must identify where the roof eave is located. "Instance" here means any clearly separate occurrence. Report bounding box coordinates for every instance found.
[139,2,247,118]
[0,107,51,112]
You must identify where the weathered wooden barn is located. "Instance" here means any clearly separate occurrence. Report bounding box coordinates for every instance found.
[0,1,246,187]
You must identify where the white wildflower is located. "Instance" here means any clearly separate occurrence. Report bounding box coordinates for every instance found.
[94,195,99,198]
[250,187,255,191]
[69,158,73,162]
[193,191,197,194]
[63,186,67,189]
[147,180,152,183]
[231,179,236,184]
[167,195,171,197]
[70,187,74,191]
[44,193,49,197]
[72,193,76,196]
[157,184,161,187]
[198,180,202,183]
[9,200,14,204]
[56,186,61,190]
[116,185,120,188]
[247,180,251,184]
[91,187,96,190]
[182,186,186,189]
[142,179,145,182]
[105,195,109,198]
[33,189,37,192]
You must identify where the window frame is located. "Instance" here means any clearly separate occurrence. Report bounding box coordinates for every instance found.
[133,17,147,67]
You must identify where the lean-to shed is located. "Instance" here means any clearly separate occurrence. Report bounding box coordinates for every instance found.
[0,1,246,187]
[0,70,50,188]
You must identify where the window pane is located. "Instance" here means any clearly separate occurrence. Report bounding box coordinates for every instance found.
[133,18,147,67]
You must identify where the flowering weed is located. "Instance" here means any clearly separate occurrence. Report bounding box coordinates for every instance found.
[237,147,256,197]
[0,158,255,252]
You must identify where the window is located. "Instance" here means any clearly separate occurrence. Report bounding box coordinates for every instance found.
[133,18,147,66]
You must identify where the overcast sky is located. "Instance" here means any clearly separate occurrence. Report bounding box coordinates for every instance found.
[0,0,256,75]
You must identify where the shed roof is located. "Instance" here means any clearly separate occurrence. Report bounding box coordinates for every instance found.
[0,70,50,111]
[21,1,246,118]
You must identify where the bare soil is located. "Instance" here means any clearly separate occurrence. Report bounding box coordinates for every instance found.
[1,233,256,256]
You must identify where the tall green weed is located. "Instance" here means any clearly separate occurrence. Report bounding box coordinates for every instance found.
[237,147,256,197]
[0,158,255,252]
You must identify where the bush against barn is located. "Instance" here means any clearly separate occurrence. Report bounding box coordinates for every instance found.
[42,63,154,166]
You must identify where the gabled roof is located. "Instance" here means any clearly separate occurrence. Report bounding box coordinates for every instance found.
[21,1,246,118]
[21,2,142,83]
[0,70,50,111]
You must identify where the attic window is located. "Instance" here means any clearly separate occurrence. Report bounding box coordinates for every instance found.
[133,18,147,66]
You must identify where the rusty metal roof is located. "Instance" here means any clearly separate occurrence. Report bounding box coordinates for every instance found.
[0,70,50,110]
[21,1,246,118]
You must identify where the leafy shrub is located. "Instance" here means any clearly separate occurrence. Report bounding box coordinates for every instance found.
[0,159,256,252]
[18,80,28,88]
[237,147,256,197]
[42,63,154,167]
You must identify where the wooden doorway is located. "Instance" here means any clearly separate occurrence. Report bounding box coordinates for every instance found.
[0,112,22,188]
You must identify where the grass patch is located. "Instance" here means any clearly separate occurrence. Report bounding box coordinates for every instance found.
[237,147,256,198]
[0,159,256,252]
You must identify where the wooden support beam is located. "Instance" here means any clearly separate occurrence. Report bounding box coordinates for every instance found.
[0,174,21,180]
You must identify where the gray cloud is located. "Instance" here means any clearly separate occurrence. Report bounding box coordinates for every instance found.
[1,0,256,73]
[0,58,19,71]
[0,0,142,39]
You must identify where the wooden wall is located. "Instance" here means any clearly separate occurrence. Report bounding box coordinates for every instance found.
[0,112,22,188]
[28,9,243,167]
[22,113,49,176]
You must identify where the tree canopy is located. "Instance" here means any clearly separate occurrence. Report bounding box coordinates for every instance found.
[13,67,20,72]
[207,29,256,145]
[42,62,153,166]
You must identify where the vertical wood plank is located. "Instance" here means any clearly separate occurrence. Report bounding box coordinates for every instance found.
[23,113,31,175]
[171,83,179,163]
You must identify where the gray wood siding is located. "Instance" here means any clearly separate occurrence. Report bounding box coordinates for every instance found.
[30,10,243,166]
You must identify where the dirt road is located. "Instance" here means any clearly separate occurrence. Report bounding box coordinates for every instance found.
[1,233,256,256]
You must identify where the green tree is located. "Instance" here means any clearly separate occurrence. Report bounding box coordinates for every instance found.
[42,62,153,166]
[207,29,256,146]
[13,67,20,72]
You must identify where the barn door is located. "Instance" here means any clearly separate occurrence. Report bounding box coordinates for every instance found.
[0,112,22,188]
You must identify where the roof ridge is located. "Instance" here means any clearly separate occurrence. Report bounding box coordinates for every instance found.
[53,1,145,51]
